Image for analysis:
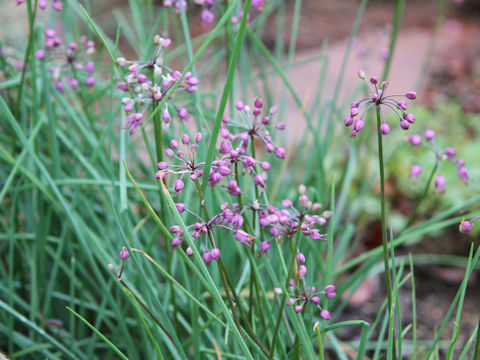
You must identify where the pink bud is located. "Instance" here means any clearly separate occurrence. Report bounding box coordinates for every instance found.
[405,91,417,100]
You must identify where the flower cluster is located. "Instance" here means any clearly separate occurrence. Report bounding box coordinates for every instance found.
[257,185,331,256]
[345,70,417,137]
[155,132,204,194]
[285,282,336,319]
[117,35,198,133]
[169,202,254,264]
[162,0,266,25]
[15,0,62,11]
[35,30,96,93]
[407,129,469,193]
[220,98,286,160]
[156,98,283,196]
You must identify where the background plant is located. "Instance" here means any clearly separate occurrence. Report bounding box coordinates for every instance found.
[1,0,479,359]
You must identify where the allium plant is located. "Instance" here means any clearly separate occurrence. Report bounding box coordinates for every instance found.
[407,129,469,193]
[345,70,418,351]
[345,70,417,137]
[116,35,198,134]
[37,30,97,93]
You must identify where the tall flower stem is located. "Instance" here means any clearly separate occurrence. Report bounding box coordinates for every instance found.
[269,223,303,360]
[376,106,396,358]
[248,138,260,324]
[193,179,270,356]
[153,105,178,331]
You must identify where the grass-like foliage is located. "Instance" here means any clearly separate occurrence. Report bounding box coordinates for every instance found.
[1,0,479,359]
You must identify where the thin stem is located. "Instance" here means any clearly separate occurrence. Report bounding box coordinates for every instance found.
[376,105,396,359]
[193,179,270,356]
[474,313,480,360]
[398,163,437,236]
[118,278,175,345]
[153,104,179,332]
[269,224,303,360]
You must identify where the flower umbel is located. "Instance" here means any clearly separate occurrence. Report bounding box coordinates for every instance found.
[406,129,469,193]
[116,35,198,133]
[345,70,417,137]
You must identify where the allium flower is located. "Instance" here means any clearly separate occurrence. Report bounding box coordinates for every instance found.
[345,70,417,137]
[285,281,335,319]
[167,202,253,263]
[256,185,329,256]
[42,30,96,92]
[459,216,479,233]
[116,35,198,133]
[406,129,469,192]
[221,98,286,160]
[119,247,130,260]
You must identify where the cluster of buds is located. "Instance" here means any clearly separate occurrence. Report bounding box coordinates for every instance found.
[36,30,96,92]
[15,0,62,11]
[220,98,286,160]
[257,185,331,256]
[162,0,266,25]
[407,129,469,193]
[156,132,204,194]
[459,216,479,233]
[283,281,335,320]
[117,35,198,133]
[345,70,417,137]
[169,202,255,264]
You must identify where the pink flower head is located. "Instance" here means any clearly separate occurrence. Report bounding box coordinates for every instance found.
[174,179,184,196]
[434,175,446,193]
[320,309,331,320]
[172,237,182,247]
[119,247,130,260]
[459,219,472,233]
[235,229,255,246]
[408,134,422,146]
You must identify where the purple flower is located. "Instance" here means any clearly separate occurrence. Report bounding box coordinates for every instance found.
[320,309,331,320]
[257,241,271,256]
[434,175,446,193]
[119,247,130,260]
[458,166,469,185]
[408,134,422,146]
[345,71,417,137]
[201,8,215,24]
[234,229,255,246]
[172,237,182,247]
[298,265,307,279]
[203,251,213,265]
[174,179,184,196]
[116,35,197,133]
[296,252,305,264]
[459,219,473,233]
[210,248,221,260]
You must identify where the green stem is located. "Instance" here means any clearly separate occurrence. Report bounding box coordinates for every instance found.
[376,106,396,359]
[398,163,437,236]
[382,0,405,81]
[269,223,303,360]
[474,313,480,360]
[118,278,175,345]
[153,105,179,332]
[193,179,269,356]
